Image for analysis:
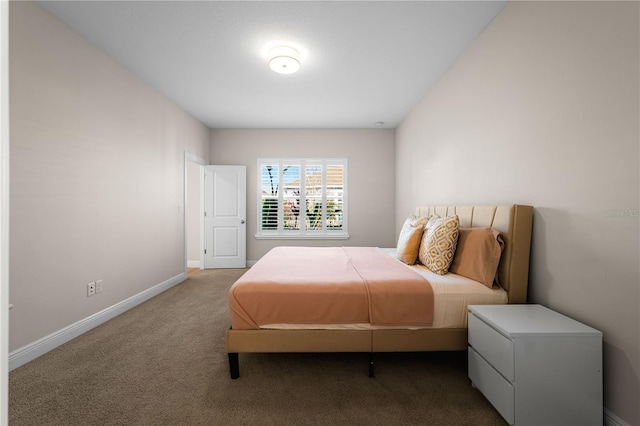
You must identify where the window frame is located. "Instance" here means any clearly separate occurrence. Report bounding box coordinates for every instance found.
[256,158,349,239]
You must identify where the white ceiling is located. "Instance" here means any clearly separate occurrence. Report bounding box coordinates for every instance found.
[36,1,507,129]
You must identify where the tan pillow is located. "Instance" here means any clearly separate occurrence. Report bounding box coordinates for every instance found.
[449,227,504,288]
[418,215,459,275]
[396,215,426,264]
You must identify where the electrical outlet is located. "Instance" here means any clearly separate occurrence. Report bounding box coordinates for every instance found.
[87,282,95,297]
[95,280,103,294]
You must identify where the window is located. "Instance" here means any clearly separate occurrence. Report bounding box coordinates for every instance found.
[257,158,348,239]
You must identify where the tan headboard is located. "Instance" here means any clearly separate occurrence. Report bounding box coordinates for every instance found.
[415,205,534,304]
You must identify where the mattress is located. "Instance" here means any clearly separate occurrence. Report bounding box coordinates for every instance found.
[261,248,507,330]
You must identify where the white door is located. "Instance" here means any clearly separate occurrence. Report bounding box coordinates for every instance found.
[204,165,246,268]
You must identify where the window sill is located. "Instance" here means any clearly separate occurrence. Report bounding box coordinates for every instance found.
[255,233,350,240]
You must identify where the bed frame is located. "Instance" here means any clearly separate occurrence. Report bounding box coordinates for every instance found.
[226,204,534,379]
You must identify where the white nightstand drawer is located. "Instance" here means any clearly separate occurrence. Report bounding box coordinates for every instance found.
[469,347,515,424]
[468,312,514,381]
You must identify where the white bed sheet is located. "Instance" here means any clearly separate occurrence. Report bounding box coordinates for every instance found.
[261,248,507,330]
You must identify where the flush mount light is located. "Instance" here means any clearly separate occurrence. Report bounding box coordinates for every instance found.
[268,46,301,74]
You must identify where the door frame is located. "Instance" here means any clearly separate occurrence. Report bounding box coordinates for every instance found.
[183,151,208,273]
[0,1,9,422]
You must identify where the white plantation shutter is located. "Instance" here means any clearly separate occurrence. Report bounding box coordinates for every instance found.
[257,158,348,239]
[259,164,279,230]
[325,163,344,230]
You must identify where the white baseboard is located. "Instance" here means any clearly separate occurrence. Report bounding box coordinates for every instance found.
[604,408,629,426]
[190,261,253,268]
[9,272,187,371]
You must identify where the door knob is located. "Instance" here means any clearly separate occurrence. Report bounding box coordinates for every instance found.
[241,220,245,224]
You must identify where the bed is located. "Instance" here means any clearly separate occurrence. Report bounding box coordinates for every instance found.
[226,204,533,379]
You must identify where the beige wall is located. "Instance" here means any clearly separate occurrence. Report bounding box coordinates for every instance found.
[396,1,639,423]
[210,129,396,262]
[9,2,210,350]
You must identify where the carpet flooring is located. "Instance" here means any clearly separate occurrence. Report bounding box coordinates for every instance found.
[9,268,506,425]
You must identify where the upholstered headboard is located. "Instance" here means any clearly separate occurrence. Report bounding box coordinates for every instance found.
[415,205,534,304]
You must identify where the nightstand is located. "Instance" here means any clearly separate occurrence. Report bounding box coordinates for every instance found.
[468,304,602,425]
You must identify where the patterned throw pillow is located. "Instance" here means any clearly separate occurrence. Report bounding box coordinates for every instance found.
[396,215,427,265]
[418,215,460,275]
[417,214,440,265]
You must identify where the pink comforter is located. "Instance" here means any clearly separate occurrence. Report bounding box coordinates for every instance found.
[229,247,434,330]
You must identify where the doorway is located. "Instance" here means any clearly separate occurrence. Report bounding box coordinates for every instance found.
[184,152,207,272]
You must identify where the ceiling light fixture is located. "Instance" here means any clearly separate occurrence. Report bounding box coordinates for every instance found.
[268,46,301,74]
